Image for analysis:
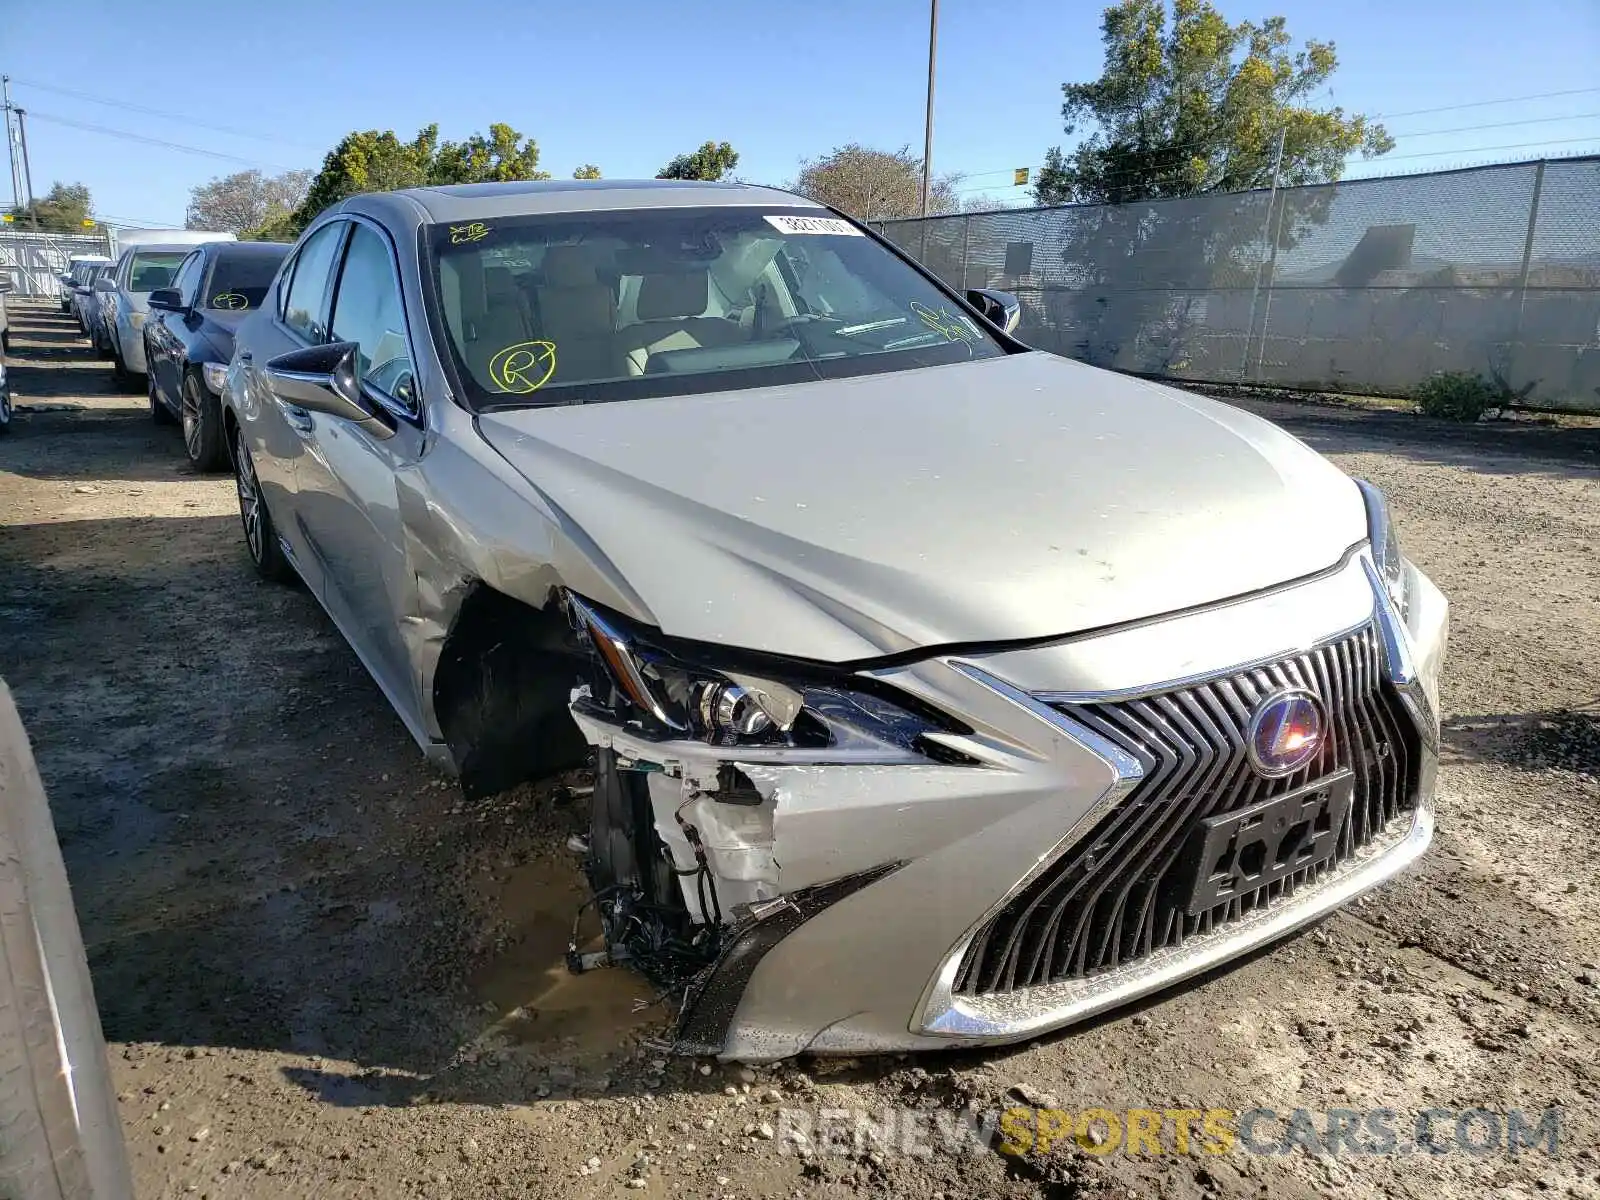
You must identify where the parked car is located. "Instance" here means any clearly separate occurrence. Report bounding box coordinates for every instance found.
[102,239,231,388]
[144,240,290,469]
[69,260,112,332]
[86,264,123,354]
[0,276,11,355]
[0,681,134,1198]
[222,180,1448,1060]
[0,359,10,435]
[59,255,110,316]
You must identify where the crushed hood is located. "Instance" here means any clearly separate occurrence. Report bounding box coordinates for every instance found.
[476,352,1366,662]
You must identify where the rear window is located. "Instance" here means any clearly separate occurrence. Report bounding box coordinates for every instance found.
[203,249,289,311]
[127,252,187,293]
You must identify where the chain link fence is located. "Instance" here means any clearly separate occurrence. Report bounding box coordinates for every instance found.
[875,157,1600,414]
[0,230,115,299]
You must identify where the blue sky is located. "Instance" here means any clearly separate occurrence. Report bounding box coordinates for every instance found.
[7,0,1598,227]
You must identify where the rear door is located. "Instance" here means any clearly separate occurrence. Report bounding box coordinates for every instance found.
[289,217,428,731]
[232,220,348,593]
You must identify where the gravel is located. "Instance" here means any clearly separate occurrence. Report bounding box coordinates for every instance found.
[2,301,1597,1198]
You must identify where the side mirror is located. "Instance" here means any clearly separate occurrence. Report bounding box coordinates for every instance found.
[264,341,395,440]
[93,277,116,293]
[967,288,1022,335]
[147,288,184,312]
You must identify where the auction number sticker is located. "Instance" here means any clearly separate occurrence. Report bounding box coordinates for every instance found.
[764,215,863,237]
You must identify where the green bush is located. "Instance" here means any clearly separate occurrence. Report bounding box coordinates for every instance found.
[1414,368,1538,422]
[1415,372,1497,421]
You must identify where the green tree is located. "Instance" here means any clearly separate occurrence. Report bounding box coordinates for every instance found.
[572,163,603,180]
[6,182,92,232]
[656,141,739,181]
[791,145,962,220]
[431,123,551,185]
[1033,0,1392,206]
[291,123,554,235]
[293,126,441,230]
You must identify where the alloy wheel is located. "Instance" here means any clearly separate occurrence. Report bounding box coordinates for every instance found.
[235,431,264,563]
[181,379,202,460]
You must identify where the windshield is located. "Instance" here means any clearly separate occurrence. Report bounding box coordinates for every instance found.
[127,251,187,294]
[203,249,287,311]
[425,207,1005,409]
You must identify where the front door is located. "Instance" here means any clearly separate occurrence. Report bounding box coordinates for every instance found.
[290,219,428,735]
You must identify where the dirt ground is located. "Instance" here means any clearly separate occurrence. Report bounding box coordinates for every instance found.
[2,298,1598,1200]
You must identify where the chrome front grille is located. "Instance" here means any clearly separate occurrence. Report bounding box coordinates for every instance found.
[952,627,1418,998]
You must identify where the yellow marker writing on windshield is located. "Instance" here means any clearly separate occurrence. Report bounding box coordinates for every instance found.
[488,341,557,394]
[211,293,249,310]
[910,301,977,343]
[450,222,491,244]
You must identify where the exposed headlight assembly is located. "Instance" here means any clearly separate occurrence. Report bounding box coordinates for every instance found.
[1355,479,1410,623]
[565,592,970,760]
[202,362,230,394]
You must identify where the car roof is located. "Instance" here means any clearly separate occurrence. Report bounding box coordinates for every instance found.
[206,240,291,259]
[346,179,824,225]
[124,243,217,256]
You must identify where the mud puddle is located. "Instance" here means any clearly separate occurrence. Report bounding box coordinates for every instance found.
[470,849,665,1055]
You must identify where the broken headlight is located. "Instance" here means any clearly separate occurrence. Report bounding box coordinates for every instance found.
[565,592,966,756]
[1356,479,1410,623]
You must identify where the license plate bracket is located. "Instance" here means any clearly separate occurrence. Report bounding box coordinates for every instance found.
[1181,770,1355,916]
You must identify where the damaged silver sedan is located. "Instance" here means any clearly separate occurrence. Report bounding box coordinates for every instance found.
[220,179,1448,1060]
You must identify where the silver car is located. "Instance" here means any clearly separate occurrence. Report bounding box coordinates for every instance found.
[68,260,112,333]
[100,243,207,387]
[221,180,1448,1060]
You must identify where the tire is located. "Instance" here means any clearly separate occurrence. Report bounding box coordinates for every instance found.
[2,329,10,355]
[109,341,138,393]
[180,373,227,472]
[0,389,11,437]
[0,682,135,1200]
[147,370,175,427]
[233,426,295,583]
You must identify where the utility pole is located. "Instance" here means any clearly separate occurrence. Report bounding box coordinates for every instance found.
[920,0,938,217]
[16,108,37,228]
[2,75,22,219]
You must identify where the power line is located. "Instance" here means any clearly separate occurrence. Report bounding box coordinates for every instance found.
[8,76,320,150]
[946,93,1600,189]
[24,111,298,171]
[94,213,186,230]
[1390,112,1600,140]
[1372,86,1600,121]
[948,115,1600,192]
[1347,134,1600,164]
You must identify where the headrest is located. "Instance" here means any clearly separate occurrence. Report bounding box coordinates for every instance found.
[542,245,600,288]
[637,272,708,320]
[484,265,518,300]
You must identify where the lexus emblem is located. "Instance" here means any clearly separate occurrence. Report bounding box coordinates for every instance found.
[1247,689,1325,777]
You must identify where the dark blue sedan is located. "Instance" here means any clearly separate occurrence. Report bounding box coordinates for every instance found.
[144,240,291,470]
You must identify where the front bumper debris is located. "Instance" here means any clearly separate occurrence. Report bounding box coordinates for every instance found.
[570,548,1447,1059]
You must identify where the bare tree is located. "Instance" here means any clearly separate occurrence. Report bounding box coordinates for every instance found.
[791,145,962,221]
[185,170,313,235]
